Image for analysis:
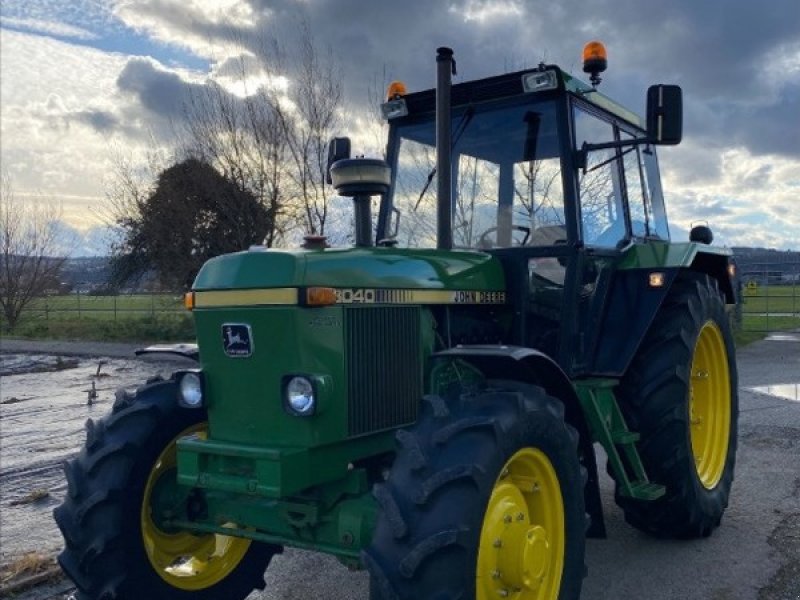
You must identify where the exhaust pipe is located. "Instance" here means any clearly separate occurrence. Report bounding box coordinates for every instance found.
[436,47,454,250]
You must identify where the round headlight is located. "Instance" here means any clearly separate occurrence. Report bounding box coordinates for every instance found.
[179,372,203,407]
[286,376,315,415]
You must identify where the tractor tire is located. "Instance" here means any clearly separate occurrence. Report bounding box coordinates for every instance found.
[615,273,738,538]
[364,382,586,600]
[54,378,280,600]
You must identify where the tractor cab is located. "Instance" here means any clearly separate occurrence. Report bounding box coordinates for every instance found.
[364,46,684,375]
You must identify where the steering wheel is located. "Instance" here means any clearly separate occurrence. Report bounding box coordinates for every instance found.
[477,225,531,248]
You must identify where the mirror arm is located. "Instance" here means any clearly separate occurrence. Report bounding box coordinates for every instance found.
[582,136,653,153]
[576,136,654,173]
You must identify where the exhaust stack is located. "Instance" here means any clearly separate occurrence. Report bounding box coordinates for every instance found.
[436,47,454,250]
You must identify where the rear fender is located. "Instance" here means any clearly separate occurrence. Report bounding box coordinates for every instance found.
[690,252,737,304]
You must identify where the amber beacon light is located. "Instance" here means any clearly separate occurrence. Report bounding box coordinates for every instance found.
[386,80,407,100]
[582,41,608,87]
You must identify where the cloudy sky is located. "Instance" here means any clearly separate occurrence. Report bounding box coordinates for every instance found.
[1,0,798,254]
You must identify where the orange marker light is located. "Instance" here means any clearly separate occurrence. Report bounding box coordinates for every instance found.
[649,272,665,288]
[306,287,338,306]
[386,80,407,100]
[183,291,195,310]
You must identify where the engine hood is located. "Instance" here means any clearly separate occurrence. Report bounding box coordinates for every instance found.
[192,246,505,292]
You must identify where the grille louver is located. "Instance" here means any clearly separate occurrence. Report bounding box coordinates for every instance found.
[345,307,422,436]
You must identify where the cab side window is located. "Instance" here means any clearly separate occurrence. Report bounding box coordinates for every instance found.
[574,106,626,248]
[620,131,650,237]
[641,150,670,239]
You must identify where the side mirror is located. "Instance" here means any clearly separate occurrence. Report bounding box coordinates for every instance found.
[646,85,682,145]
[326,137,351,184]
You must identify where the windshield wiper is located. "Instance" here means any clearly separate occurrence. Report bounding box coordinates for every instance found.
[414,106,475,211]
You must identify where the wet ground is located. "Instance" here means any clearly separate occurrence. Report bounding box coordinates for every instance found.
[1,334,798,600]
[0,350,191,568]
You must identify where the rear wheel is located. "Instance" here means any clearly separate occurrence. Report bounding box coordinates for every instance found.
[54,379,279,599]
[365,383,585,599]
[615,274,738,538]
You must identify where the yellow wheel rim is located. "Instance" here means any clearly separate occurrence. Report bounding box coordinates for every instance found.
[476,448,565,600]
[689,321,732,489]
[140,423,252,591]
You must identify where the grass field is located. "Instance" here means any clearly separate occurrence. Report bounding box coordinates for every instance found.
[735,314,800,346]
[741,284,800,314]
[3,286,799,345]
[28,293,184,314]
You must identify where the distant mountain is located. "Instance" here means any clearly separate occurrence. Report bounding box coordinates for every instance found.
[48,220,119,257]
[732,247,800,275]
[61,256,111,289]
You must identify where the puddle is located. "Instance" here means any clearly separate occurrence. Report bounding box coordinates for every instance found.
[748,384,800,402]
[0,355,181,565]
[764,333,800,342]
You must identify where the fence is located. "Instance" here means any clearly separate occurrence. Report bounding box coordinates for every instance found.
[738,262,800,332]
[15,266,800,335]
[25,292,185,322]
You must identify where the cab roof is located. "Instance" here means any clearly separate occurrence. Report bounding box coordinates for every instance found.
[396,65,645,129]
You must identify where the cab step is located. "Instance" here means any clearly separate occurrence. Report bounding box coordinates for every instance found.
[574,379,665,502]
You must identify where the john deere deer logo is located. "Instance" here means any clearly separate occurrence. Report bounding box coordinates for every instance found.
[222,324,253,357]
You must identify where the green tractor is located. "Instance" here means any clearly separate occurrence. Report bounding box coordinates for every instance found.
[55,42,738,600]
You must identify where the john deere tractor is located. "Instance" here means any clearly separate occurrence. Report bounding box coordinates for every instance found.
[55,42,738,600]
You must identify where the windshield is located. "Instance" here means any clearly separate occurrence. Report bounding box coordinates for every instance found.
[389,99,565,249]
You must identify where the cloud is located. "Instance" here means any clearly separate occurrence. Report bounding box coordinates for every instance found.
[0,0,117,38]
[0,16,99,40]
[1,0,798,250]
[116,57,198,119]
[71,109,120,132]
[112,0,256,60]
[0,29,170,221]
[663,148,800,250]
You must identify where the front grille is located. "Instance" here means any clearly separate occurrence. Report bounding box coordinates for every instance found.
[345,307,422,437]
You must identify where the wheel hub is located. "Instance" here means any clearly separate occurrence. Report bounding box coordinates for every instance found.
[477,449,564,600]
[498,522,550,591]
[141,423,253,590]
[688,320,731,489]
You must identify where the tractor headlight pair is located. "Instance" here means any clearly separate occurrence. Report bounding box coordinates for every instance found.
[176,371,204,408]
[176,371,319,416]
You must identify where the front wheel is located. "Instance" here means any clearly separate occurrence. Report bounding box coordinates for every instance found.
[365,383,586,599]
[615,274,738,538]
[54,379,279,599]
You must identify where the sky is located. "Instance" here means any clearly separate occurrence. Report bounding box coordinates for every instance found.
[1,0,798,255]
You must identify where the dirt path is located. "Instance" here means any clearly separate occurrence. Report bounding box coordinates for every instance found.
[0,338,141,359]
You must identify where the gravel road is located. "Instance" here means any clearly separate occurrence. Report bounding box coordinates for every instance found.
[1,334,798,600]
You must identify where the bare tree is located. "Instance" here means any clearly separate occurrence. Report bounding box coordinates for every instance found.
[175,23,343,245]
[274,22,343,236]
[180,72,293,247]
[0,175,69,331]
[107,23,346,263]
